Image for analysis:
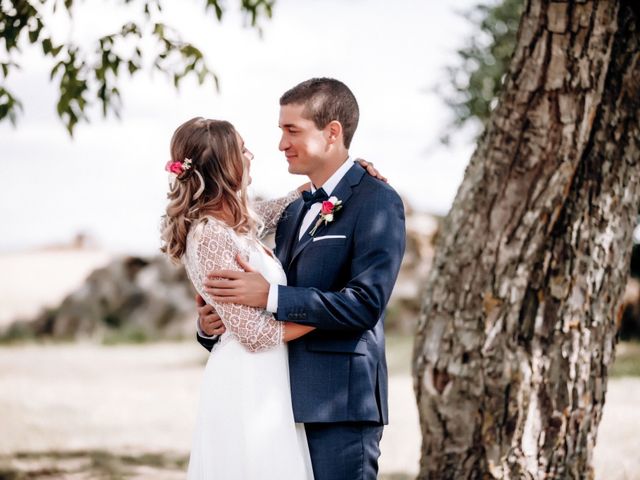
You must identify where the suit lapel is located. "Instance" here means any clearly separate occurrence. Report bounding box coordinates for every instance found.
[289,163,365,267]
[290,211,322,261]
[276,197,305,268]
[276,199,304,265]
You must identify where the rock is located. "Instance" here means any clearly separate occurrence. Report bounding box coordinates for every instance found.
[2,255,197,343]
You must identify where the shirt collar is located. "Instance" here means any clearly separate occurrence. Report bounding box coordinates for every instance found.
[311,156,355,196]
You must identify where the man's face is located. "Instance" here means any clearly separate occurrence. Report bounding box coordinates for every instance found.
[278,103,329,176]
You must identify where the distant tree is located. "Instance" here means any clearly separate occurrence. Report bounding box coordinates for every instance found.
[415,1,640,478]
[0,0,273,135]
[439,0,523,143]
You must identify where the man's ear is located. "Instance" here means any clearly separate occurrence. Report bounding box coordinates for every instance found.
[326,120,343,145]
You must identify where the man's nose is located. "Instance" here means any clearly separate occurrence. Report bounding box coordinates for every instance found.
[279,135,289,151]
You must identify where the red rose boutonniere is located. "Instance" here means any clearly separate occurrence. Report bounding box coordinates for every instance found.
[309,196,343,236]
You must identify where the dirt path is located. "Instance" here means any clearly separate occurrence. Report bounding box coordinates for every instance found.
[0,343,638,479]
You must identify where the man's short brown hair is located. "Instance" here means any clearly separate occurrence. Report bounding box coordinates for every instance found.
[280,78,359,149]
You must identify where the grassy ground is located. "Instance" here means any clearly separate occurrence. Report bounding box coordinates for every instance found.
[0,450,188,480]
[611,341,640,377]
[0,450,413,480]
[388,334,640,378]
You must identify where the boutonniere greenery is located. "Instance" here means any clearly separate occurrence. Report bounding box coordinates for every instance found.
[309,196,343,236]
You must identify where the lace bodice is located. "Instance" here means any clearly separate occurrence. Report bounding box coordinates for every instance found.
[183,191,299,353]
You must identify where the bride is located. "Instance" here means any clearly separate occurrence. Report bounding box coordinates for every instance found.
[160,117,315,479]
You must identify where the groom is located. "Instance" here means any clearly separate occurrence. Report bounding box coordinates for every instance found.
[196,77,406,479]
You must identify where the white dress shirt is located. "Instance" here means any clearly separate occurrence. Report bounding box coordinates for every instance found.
[266,156,355,313]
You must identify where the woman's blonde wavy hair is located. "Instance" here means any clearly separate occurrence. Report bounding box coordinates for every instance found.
[160,117,259,264]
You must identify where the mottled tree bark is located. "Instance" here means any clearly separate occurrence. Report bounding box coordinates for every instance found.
[413,1,640,478]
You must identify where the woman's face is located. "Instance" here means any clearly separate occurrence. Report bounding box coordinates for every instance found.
[236,132,254,185]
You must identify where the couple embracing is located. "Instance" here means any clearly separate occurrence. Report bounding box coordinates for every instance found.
[161,78,406,480]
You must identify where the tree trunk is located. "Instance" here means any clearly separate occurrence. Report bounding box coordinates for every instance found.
[413,1,640,478]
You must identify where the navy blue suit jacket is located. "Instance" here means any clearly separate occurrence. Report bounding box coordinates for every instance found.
[199,163,406,425]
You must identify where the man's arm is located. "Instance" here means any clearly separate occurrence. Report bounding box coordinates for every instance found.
[195,295,224,352]
[196,331,218,352]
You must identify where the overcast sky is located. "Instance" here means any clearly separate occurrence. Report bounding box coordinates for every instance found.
[0,0,481,254]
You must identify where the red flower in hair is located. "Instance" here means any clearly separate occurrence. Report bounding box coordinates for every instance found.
[165,158,192,175]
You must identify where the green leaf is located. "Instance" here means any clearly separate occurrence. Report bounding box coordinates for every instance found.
[0,86,24,125]
[438,0,523,141]
[127,60,139,75]
[153,23,165,37]
[42,38,52,55]
[51,61,64,79]
[205,1,224,20]
[197,66,208,84]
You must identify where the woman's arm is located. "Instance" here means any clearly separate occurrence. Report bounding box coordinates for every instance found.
[188,219,313,352]
[252,160,384,235]
[253,183,309,234]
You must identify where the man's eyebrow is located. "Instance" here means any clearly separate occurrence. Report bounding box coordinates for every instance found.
[279,123,298,129]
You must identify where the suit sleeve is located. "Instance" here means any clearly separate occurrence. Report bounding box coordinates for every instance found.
[196,331,218,352]
[275,188,406,332]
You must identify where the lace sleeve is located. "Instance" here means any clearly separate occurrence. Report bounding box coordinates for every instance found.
[185,219,284,353]
[253,190,301,234]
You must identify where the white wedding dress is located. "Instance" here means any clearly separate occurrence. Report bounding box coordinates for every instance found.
[182,192,314,480]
